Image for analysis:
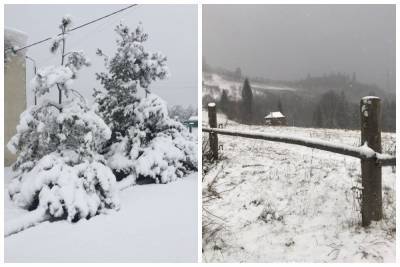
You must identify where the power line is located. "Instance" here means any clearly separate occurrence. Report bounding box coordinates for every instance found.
[6,4,138,54]
[66,4,140,54]
[68,4,137,34]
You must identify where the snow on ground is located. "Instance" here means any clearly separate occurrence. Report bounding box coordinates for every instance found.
[5,129,198,263]
[5,170,197,262]
[4,168,29,222]
[202,112,395,263]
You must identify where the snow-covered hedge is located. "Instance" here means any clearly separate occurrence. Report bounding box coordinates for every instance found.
[8,152,119,222]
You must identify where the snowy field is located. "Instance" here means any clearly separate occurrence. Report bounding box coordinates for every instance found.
[202,112,395,262]
[5,128,199,263]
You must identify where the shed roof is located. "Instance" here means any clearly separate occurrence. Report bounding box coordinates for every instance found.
[265,112,285,119]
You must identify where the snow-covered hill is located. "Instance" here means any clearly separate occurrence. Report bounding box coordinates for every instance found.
[202,113,395,262]
[203,73,297,100]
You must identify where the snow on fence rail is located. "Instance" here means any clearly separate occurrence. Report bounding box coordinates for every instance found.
[204,97,396,227]
[202,127,396,166]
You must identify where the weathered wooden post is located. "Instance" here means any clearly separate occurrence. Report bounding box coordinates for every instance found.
[208,102,218,161]
[360,96,382,227]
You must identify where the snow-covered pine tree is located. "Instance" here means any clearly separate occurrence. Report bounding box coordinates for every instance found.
[7,15,120,222]
[94,22,197,184]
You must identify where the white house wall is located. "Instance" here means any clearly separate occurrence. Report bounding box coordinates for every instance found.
[4,28,27,166]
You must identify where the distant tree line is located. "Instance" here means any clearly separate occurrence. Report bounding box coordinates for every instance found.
[311,90,395,132]
[168,104,197,122]
[203,77,396,132]
[204,61,393,94]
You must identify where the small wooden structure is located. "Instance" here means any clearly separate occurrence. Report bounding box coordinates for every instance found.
[264,111,287,126]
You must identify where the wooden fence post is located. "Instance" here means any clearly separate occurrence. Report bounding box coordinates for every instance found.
[360,96,382,227]
[208,103,218,161]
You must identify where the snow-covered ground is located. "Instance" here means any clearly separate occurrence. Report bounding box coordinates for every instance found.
[5,169,197,262]
[202,112,395,262]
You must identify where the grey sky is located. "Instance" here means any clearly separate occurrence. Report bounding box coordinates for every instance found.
[203,4,395,92]
[5,4,198,107]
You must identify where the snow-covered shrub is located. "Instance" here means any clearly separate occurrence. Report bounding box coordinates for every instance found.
[94,23,197,183]
[8,99,111,172]
[8,151,119,222]
[56,99,111,155]
[8,101,117,220]
[7,15,118,221]
[7,103,59,172]
[106,94,197,183]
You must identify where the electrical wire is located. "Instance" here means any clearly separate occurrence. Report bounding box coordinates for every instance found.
[5,4,138,54]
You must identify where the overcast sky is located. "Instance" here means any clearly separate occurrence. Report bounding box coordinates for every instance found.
[5,4,198,107]
[203,5,395,92]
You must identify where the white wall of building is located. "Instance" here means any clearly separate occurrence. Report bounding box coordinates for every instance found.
[4,28,27,166]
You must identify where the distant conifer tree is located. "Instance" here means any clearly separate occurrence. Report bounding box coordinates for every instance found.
[241,78,253,124]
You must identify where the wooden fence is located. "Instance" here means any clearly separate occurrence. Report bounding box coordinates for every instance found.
[203,96,396,227]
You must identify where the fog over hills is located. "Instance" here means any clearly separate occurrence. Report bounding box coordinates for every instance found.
[203,5,395,94]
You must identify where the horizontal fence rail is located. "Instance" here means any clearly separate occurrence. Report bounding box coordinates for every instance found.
[203,127,396,165]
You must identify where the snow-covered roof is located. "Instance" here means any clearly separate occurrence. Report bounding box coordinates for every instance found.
[362,96,380,100]
[265,112,285,119]
[188,116,198,121]
[5,27,28,53]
